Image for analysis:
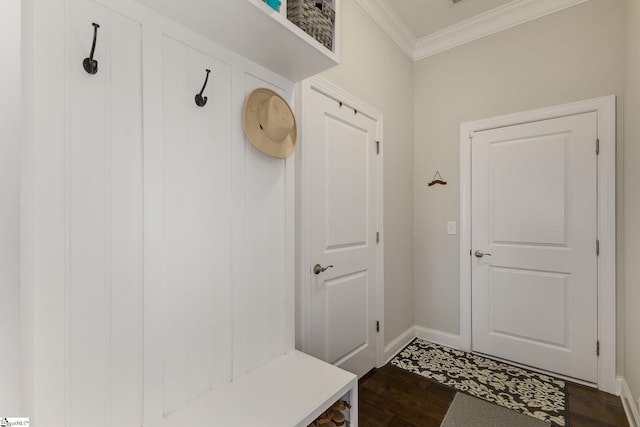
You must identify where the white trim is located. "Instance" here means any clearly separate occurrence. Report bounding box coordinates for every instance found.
[285,147,296,353]
[595,97,617,394]
[459,121,472,353]
[357,0,589,61]
[303,76,382,121]
[294,82,305,352]
[297,76,385,370]
[459,95,617,394]
[414,326,462,350]
[383,326,415,364]
[414,0,589,60]
[619,376,640,427]
[355,0,416,59]
[375,97,385,369]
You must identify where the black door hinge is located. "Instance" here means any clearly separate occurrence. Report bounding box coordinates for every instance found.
[596,239,600,256]
[376,321,380,332]
[376,231,380,244]
[376,141,380,155]
[596,138,600,155]
[597,340,600,356]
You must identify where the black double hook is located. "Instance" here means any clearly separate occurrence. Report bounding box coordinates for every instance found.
[195,69,211,107]
[83,23,100,75]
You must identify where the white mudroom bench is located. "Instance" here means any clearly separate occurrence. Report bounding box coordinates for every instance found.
[148,350,358,427]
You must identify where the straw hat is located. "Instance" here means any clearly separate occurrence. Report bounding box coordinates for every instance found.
[243,88,297,159]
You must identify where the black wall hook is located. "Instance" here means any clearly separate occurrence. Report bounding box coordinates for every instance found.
[195,69,211,107]
[83,23,100,75]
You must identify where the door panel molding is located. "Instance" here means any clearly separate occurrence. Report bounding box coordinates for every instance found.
[297,76,385,371]
[460,95,616,393]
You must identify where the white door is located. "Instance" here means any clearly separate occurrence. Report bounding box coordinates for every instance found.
[471,112,598,382]
[304,85,380,378]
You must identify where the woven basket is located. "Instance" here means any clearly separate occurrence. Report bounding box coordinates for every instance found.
[287,0,335,50]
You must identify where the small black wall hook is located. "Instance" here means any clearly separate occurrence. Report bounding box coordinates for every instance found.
[83,23,100,75]
[195,69,211,107]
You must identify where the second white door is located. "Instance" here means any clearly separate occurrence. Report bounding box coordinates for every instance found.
[471,112,598,382]
[305,85,380,378]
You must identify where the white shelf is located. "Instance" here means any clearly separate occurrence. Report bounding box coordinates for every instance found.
[131,0,339,82]
[147,350,358,427]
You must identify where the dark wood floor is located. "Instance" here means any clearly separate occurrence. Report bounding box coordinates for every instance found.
[359,364,629,427]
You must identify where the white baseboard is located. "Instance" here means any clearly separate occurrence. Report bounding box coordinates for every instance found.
[382,325,463,365]
[619,376,640,427]
[383,326,415,364]
[414,325,463,350]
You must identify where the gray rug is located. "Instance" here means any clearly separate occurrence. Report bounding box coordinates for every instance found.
[441,393,550,427]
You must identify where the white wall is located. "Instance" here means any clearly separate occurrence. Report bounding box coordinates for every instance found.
[319,0,415,346]
[22,0,295,425]
[412,0,625,339]
[0,0,22,416]
[624,0,640,406]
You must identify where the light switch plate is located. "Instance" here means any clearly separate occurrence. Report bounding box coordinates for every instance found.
[447,221,457,235]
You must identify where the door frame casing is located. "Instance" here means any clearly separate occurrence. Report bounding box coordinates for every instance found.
[459,95,616,393]
[296,76,385,370]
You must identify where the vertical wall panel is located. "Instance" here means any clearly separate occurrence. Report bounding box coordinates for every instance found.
[185,47,234,398]
[69,3,109,426]
[25,0,69,423]
[162,36,190,414]
[68,1,143,426]
[63,1,289,423]
[233,74,288,377]
[108,11,143,427]
[159,35,233,416]
[208,57,233,389]
[187,48,216,402]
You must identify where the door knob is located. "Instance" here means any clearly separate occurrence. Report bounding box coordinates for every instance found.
[474,250,492,258]
[313,264,334,275]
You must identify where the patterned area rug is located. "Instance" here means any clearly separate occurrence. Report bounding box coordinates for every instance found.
[391,339,567,426]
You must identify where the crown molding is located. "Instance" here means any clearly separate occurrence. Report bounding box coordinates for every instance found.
[355,0,416,59]
[414,0,590,60]
[356,0,591,62]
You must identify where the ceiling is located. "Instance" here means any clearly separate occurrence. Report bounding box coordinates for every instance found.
[356,0,591,60]
[389,0,513,39]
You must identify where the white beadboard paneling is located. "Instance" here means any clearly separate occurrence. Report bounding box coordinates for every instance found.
[162,35,190,414]
[207,57,233,389]
[186,51,215,400]
[160,35,234,415]
[108,11,144,426]
[69,2,109,425]
[143,21,166,425]
[27,0,295,424]
[22,0,69,422]
[68,1,143,426]
[186,47,233,400]
[187,49,217,402]
[233,74,290,378]
[141,8,289,420]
